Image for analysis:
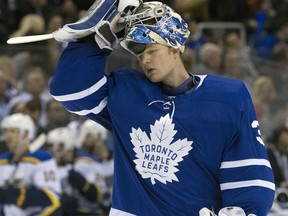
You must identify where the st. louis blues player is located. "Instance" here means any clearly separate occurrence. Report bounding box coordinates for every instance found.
[0,113,61,216]
[50,0,275,215]
[47,126,111,215]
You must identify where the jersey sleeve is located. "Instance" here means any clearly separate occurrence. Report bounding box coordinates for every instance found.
[219,83,275,215]
[73,158,104,201]
[49,42,112,130]
[30,157,62,215]
[0,184,61,215]
[19,187,61,216]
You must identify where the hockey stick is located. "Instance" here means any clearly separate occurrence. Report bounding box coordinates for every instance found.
[8,133,47,185]
[10,133,47,164]
[6,0,140,44]
[28,133,47,153]
[7,34,53,44]
[7,0,117,45]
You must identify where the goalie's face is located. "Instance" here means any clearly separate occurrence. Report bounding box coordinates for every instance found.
[137,44,180,86]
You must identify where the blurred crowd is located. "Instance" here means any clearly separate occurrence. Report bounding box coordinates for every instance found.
[0,0,288,215]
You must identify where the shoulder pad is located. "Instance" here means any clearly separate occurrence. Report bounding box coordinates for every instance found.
[75,149,99,163]
[22,150,52,164]
[0,151,11,164]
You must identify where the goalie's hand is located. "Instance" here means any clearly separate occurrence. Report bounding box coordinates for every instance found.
[95,20,118,52]
[52,0,140,43]
[111,12,127,34]
[94,13,126,52]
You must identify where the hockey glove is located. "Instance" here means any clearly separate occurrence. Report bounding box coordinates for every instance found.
[68,169,102,202]
[94,20,119,52]
[0,187,20,204]
[61,193,79,214]
[52,0,140,43]
[68,169,86,189]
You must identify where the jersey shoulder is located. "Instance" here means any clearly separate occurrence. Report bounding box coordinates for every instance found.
[0,151,12,164]
[22,149,52,164]
[195,75,249,106]
[111,68,146,80]
[75,149,99,163]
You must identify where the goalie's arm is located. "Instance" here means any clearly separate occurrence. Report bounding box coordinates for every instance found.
[50,41,113,129]
[219,83,275,215]
[50,1,135,129]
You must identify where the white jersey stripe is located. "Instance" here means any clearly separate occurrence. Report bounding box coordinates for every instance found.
[68,97,108,115]
[52,76,107,102]
[195,75,207,89]
[109,208,136,216]
[220,159,272,169]
[220,180,275,191]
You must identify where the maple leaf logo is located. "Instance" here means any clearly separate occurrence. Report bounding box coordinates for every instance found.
[130,114,193,185]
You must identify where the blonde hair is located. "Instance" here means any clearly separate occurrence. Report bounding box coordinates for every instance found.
[10,14,45,38]
[253,76,276,103]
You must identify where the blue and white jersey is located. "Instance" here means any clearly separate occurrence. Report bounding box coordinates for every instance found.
[58,149,112,213]
[0,150,61,216]
[50,43,275,216]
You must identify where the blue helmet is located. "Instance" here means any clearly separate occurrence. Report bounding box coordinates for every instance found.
[120,1,190,55]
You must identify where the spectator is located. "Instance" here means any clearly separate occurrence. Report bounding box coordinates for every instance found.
[24,98,48,136]
[8,66,52,126]
[183,13,207,53]
[256,16,288,59]
[46,99,70,131]
[193,42,223,75]
[180,47,195,74]
[267,126,288,187]
[223,48,254,92]
[60,0,79,24]
[269,0,288,17]
[9,14,45,39]
[252,75,277,120]
[252,75,278,140]
[46,13,65,74]
[14,0,56,25]
[0,69,19,122]
[174,0,210,21]
[0,56,17,88]
[223,31,244,50]
[272,42,288,62]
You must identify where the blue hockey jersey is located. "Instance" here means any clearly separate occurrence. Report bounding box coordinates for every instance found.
[50,43,275,216]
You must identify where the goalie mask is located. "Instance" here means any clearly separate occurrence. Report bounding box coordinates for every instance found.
[120,1,190,55]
